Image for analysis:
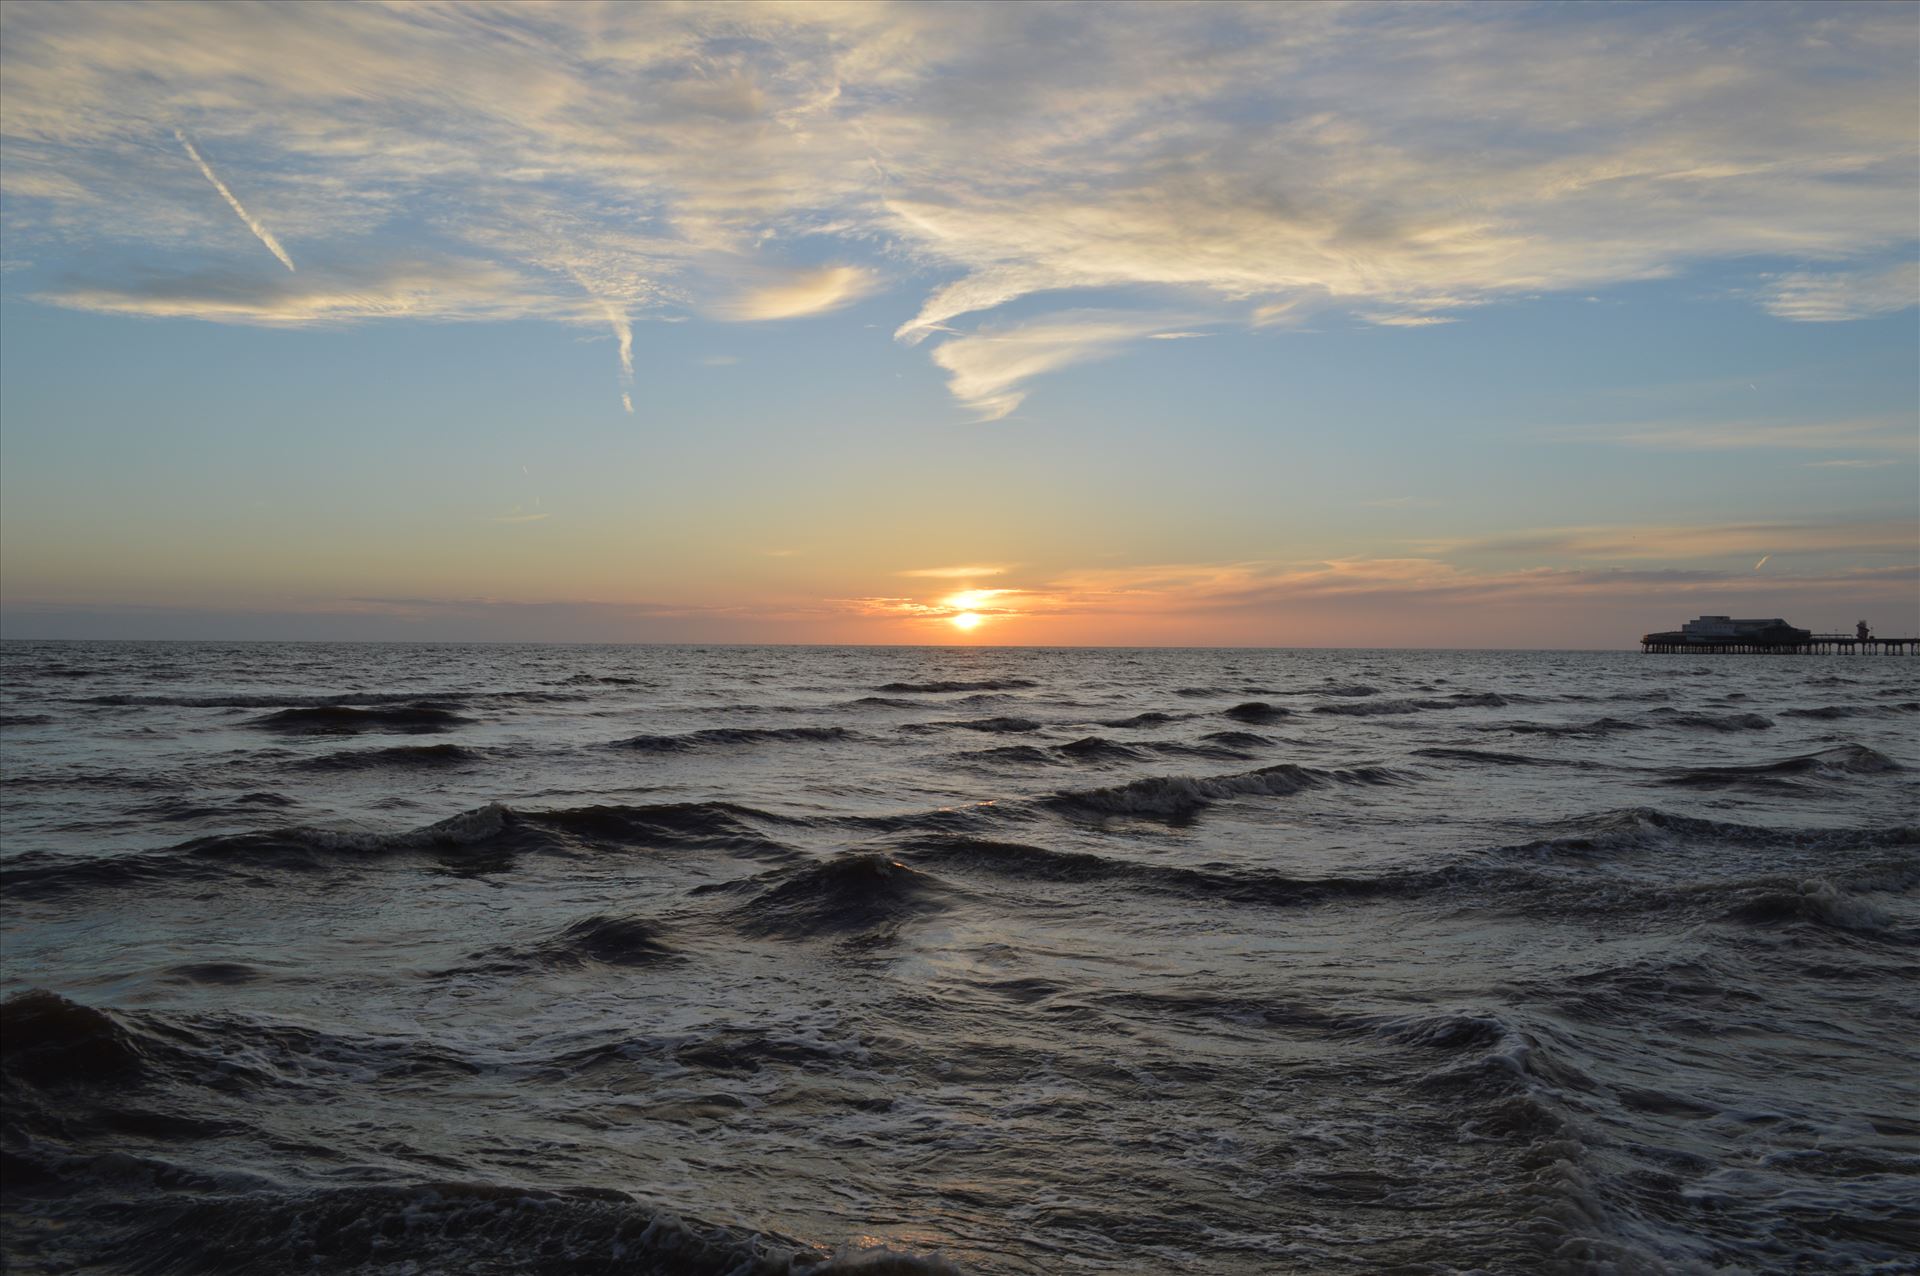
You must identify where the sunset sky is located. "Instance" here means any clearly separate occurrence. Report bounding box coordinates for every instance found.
[1,1,1914,646]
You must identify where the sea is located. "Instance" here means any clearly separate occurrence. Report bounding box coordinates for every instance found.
[1,640,1915,1275]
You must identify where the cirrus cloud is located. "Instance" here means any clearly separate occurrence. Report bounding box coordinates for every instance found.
[2,1,1913,417]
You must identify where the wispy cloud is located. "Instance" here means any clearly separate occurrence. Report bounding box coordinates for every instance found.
[1428,518,1916,560]
[929,311,1197,420]
[563,265,635,414]
[897,564,1013,579]
[34,259,548,326]
[721,265,874,321]
[1760,263,1919,323]
[1557,417,1914,452]
[1358,312,1459,328]
[174,130,295,272]
[1804,457,1903,470]
[0,4,1910,417]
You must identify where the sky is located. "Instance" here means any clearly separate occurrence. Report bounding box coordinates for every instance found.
[0,0,1915,647]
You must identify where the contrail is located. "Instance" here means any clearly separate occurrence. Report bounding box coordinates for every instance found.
[175,130,295,272]
[1754,555,1770,570]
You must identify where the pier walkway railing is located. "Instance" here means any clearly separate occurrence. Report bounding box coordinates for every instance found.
[1641,634,1916,654]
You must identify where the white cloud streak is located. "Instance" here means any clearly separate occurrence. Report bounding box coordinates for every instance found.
[173,129,295,272]
[898,564,1013,579]
[565,265,635,414]
[929,311,1199,420]
[1761,262,1918,322]
[720,266,875,322]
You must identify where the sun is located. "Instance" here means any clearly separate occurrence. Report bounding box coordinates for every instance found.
[950,611,983,631]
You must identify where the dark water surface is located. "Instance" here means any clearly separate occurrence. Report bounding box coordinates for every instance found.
[3,641,1916,1274]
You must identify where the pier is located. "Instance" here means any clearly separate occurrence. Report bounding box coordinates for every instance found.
[1640,633,1916,654]
[1641,614,1915,654]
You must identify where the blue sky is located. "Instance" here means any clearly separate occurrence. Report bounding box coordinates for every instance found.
[1,1,1914,645]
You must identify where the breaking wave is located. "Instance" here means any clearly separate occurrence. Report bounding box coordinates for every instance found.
[1725,878,1896,933]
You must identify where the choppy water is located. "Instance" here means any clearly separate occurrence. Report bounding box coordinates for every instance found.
[2,640,1917,1275]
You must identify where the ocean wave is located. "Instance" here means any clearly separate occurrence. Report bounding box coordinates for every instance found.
[1056,735,1150,762]
[904,835,1403,908]
[473,914,679,971]
[1222,701,1289,723]
[904,716,1043,734]
[1098,711,1187,727]
[248,703,474,735]
[1492,806,1919,862]
[613,725,855,752]
[1644,708,1775,731]
[1199,730,1272,750]
[965,734,1263,768]
[1314,692,1528,717]
[875,678,1037,693]
[159,961,264,985]
[1361,1010,1516,1051]
[4,993,487,1104]
[14,1169,958,1276]
[1724,878,1897,933]
[726,853,954,939]
[0,712,56,726]
[1412,746,1577,768]
[1049,761,1408,819]
[1659,744,1902,791]
[1310,697,1431,717]
[956,744,1060,767]
[1298,682,1382,698]
[291,742,488,771]
[1487,716,1647,737]
[123,792,300,824]
[1782,703,1919,720]
[1,801,795,899]
[1,990,148,1091]
[82,689,582,708]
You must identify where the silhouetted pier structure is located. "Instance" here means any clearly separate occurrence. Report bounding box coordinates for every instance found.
[1641,615,1915,654]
